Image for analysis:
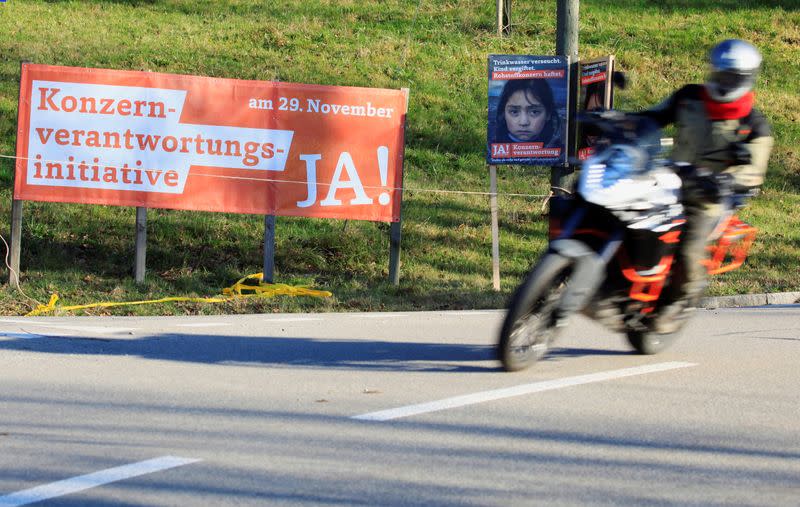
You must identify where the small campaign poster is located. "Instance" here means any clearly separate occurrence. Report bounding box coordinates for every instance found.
[487,55,569,166]
[577,55,615,161]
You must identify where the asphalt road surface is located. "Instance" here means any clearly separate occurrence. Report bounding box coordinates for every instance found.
[0,306,798,506]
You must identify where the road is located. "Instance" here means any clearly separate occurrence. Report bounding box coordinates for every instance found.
[0,307,798,506]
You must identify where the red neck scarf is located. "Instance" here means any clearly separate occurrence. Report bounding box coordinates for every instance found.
[701,88,754,120]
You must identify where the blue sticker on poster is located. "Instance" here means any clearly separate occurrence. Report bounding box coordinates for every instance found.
[487,55,569,166]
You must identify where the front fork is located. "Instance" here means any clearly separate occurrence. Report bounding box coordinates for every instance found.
[550,207,624,324]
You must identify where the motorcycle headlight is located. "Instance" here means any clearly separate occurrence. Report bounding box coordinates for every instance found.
[605,146,645,176]
[578,145,650,206]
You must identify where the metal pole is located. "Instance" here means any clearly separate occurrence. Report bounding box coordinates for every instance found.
[9,200,22,287]
[9,60,29,287]
[489,165,501,291]
[554,0,580,194]
[389,221,402,285]
[263,214,275,283]
[556,0,579,58]
[389,88,410,286]
[497,0,511,36]
[134,207,147,283]
[496,0,503,36]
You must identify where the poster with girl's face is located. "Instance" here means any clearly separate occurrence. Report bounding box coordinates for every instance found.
[487,55,568,166]
[577,56,615,161]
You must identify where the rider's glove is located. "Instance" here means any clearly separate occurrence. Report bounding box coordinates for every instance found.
[715,173,735,197]
[694,171,734,201]
[732,142,752,166]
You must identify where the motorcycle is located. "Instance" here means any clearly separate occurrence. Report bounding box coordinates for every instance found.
[497,111,757,372]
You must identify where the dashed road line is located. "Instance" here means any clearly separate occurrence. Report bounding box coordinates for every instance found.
[0,332,46,340]
[354,314,409,319]
[0,456,201,507]
[261,317,322,323]
[0,319,136,334]
[353,362,697,421]
[445,311,502,317]
[0,319,50,325]
[175,322,231,328]
[31,325,137,334]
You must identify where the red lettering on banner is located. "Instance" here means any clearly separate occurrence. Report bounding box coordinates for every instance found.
[145,170,163,185]
[78,97,95,113]
[164,171,179,187]
[71,130,84,146]
[100,98,115,115]
[117,99,131,115]
[61,96,77,112]
[581,73,606,85]
[578,147,595,160]
[36,87,167,118]
[491,143,560,159]
[492,70,565,80]
[38,87,60,111]
[55,129,70,145]
[35,128,53,144]
[136,133,159,150]
[87,131,103,147]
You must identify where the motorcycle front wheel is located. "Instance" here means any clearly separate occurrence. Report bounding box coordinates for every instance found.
[626,330,678,355]
[498,253,574,372]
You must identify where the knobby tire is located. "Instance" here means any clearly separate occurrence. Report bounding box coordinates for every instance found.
[498,253,574,372]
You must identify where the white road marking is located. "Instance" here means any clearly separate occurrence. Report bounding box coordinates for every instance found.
[0,319,136,334]
[0,456,200,507]
[355,314,409,319]
[445,311,502,317]
[353,362,697,421]
[262,317,322,323]
[175,322,231,328]
[0,319,49,325]
[32,325,137,334]
[0,332,45,340]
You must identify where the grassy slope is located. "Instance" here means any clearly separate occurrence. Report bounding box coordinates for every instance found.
[0,0,798,315]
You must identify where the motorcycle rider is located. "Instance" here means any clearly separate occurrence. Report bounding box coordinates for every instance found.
[638,39,773,333]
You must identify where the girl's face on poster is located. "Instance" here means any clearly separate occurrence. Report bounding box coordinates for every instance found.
[504,90,549,141]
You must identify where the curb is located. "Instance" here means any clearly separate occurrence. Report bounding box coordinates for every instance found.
[699,291,800,309]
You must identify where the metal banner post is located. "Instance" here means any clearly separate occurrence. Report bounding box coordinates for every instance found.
[134,207,147,283]
[489,165,501,291]
[8,60,28,287]
[263,215,275,284]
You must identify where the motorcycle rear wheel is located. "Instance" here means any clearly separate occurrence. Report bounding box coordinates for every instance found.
[498,253,573,372]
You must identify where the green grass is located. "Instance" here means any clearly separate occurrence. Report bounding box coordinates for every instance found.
[0,0,798,315]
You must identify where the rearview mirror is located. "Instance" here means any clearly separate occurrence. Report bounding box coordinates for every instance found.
[613,71,628,91]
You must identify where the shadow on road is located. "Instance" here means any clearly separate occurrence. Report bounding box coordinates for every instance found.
[0,332,629,372]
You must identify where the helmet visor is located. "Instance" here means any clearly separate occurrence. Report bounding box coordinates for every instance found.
[710,70,754,95]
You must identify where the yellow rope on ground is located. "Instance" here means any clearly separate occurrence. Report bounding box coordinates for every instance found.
[24,273,332,316]
[221,273,333,299]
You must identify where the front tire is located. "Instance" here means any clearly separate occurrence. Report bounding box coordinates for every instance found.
[498,254,574,372]
[626,330,678,355]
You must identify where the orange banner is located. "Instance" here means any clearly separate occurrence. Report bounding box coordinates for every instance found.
[15,64,408,222]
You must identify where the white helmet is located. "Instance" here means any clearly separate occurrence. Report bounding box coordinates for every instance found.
[705,39,762,102]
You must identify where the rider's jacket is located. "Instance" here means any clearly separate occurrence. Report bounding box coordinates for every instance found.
[640,84,773,193]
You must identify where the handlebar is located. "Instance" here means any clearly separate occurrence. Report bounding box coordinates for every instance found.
[671,162,756,208]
